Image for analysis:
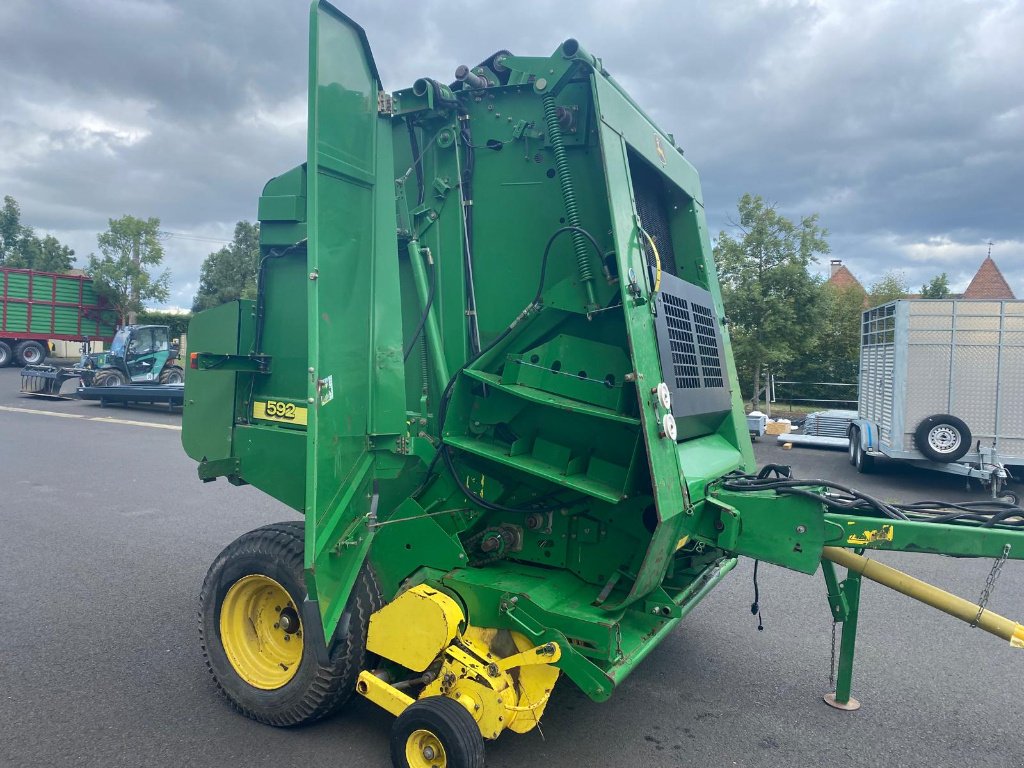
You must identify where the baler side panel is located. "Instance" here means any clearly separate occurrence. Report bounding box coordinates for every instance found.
[304,2,402,637]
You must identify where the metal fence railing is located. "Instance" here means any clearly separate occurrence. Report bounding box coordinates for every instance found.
[771,379,859,413]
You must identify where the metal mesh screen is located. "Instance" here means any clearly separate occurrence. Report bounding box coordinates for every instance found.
[629,154,679,278]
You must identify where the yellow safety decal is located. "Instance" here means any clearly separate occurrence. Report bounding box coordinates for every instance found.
[253,400,308,426]
[846,524,894,546]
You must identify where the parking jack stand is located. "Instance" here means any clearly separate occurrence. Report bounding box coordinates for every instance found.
[822,558,863,711]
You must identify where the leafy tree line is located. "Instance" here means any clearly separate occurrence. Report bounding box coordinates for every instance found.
[0,194,262,328]
[0,196,76,272]
[192,221,260,312]
[713,194,948,408]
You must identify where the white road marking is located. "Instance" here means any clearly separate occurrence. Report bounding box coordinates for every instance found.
[0,404,181,431]
[88,416,181,431]
[0,405,83,419]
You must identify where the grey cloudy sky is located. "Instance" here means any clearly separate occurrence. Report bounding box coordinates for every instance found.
[1,0,1021,309]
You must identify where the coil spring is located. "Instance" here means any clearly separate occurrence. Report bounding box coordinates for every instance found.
[542,94,596,303]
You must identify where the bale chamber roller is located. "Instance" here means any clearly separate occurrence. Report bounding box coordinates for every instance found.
[181,4,1024,765]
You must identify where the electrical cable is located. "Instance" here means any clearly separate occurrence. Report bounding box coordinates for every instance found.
[403,254,436,362]
[253,239,306,355]
[407,122,425,207]
[455,113,481,355]
[750,560,764,631]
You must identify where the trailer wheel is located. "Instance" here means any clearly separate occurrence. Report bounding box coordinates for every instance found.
[159,365,184,384]
[852,432,874,474]
[15,340,46,366]
[390,696,486,768]
[998,491,1019,506]
[914,414,971,463]
[0,341,12,368]
[848,427,859,466]
[199,520,381,727]
[93,369,128,387]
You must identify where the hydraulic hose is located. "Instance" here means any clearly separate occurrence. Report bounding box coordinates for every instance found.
[542,94,597,309]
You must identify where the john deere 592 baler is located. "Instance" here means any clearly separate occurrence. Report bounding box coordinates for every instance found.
[182,4,1024,765]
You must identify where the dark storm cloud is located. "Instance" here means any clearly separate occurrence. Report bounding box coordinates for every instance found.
[1,0,1021,308]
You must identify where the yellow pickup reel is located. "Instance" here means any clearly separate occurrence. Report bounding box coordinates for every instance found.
[356,585,562,767]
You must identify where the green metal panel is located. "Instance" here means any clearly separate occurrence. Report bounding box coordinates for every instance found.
[303,1,401,638]
[4,303,27,332]
[6,272,28,299]
[31,274,53,301]
[182,301,246,466]
[30,307,53,334]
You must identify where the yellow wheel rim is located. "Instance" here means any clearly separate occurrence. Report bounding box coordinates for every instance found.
[406,729,447,768]
[219,574,303,690]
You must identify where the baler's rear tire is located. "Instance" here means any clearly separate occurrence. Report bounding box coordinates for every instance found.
[391,696,486,768]
[159,365,184,384]
[0,341,12,368]
[93,369,128,387]
[199,520,381,726]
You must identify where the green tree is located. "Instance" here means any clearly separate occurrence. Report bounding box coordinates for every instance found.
[795,282,864,385]
[136,309,191,338]
[192,221,260,312]
[920,272,951,299]
[6,233,76,272]
[0,196,23,263]
[0,195,75,271]
[714,194,830,408]
[88,215,170,324]
[869,270,910,306]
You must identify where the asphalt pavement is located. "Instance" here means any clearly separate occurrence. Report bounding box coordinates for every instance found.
[2,364,1022,767]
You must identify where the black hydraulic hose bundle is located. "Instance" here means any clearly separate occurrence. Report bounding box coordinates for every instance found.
[721,471,1024,529]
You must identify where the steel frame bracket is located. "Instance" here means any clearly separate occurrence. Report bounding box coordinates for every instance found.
[193,352,271,373]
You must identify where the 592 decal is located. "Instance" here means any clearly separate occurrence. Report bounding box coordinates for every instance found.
[253,399,308,426]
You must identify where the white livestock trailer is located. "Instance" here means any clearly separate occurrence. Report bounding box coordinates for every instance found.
[849,299,1024,501]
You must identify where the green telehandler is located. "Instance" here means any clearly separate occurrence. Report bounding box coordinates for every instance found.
[20,324,183,397]
[181,4,1024,766]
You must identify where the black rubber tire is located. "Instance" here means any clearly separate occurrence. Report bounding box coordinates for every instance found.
[93,369,128,387]
[390,696,486,768]
[854,438,873,474]
[159,365,184,385]
[199,520,381,727]
[914,414,971,463]
[15,340,46,366]
[998,491,1019,506]
[848,427,859,466]
[0,341,12,368]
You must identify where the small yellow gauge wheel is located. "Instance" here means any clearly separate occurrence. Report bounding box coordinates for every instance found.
[199,521,381,726]
[406,729,447,768]
[219,574,302,689]
[390,697,485,768]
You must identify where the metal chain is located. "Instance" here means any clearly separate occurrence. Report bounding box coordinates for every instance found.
[972,543,1012,627]
[828,620,837,689]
